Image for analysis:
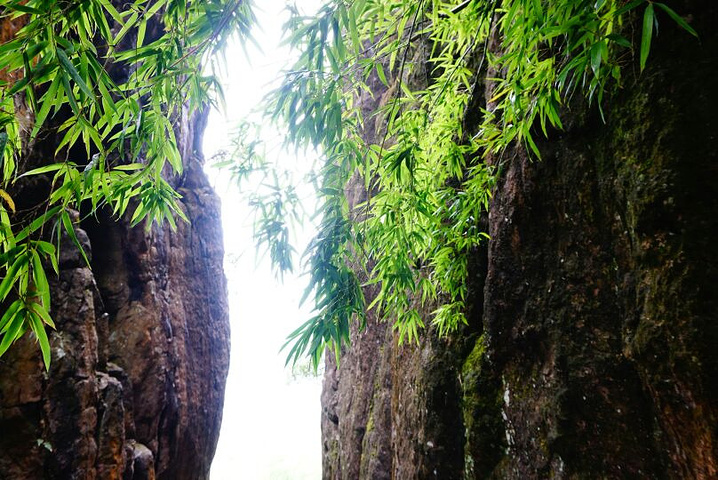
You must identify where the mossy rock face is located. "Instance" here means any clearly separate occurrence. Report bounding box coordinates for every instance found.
[481,4,718,477]
[321,2,718,478]
[461,335,505,479]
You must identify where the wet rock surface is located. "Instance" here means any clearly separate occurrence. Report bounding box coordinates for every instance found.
[322,2,718,478]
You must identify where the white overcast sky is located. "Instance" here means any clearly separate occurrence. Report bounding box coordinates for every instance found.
[203,1,324,478]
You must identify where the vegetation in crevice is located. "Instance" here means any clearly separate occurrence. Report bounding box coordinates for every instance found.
[260,0,700,366]
[0,0,254,368]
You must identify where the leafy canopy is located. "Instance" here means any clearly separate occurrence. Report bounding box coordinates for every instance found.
[256,0,698,368]
[0,0,698,370]
[0,0,253,369]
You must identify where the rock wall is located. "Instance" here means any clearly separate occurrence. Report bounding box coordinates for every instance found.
[0,18,230,480]
[322,1,718,478]
[0,107,229,480]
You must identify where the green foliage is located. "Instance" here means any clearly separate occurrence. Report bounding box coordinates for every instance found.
[259,0,699,366]
[0,0,255,368]
[0,0,699,371]
[212,120,307,279]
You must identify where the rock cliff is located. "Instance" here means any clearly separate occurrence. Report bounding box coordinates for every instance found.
[322,2,718,478]
[0,110,229,480]
[0,16,230,480]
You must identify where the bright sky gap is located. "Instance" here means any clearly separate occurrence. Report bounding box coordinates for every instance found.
[202,1,324,478]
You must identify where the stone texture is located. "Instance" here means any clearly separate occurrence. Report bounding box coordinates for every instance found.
[0,125,229,479]
[322,1,718,478]
[0,16,230,480]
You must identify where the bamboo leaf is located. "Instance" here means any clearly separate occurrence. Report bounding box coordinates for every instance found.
[7,3,42,14]
[0,253,29,302]
[0,189,15,213]
[0,309,25,358]
[137,20,148,49]
[606,33,632,48]
[590,41,603,76]
[61,210,90,266]
[114,11,139,46]
[0,299,22,333]
[98,0,125,25]
[640,3,655,72]
[59,72,80,115]
[57,49,95,101]
[28,302,55,329]
[616,0,646,16]
[31,251,50,310]
[15,206,62,243]
[32,72,63,138]
[18,163,65,178]
[655,3,698,38]
[28,311,51,370]
[376,63,388,86]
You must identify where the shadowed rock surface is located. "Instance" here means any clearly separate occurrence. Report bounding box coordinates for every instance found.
[0,13,230,480]
[0,114,230,480]
[322,1,718,478]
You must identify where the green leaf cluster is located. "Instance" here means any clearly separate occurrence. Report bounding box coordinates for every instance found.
[257,0,699,366]
[0,0,255,368]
